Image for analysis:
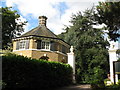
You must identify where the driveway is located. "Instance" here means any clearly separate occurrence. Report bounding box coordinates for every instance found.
[56,84,91,90]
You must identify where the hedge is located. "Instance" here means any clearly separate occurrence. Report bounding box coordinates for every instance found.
[2,53,73,89]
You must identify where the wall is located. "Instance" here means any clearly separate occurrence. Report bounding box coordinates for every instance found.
[13,49,68,63]
[13,38,69,63]
[13,50,32,58]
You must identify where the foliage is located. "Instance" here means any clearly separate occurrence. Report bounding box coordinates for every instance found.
[2,53,73,89]
[117,79,120,85]
[58,8,109,84]
[90,67,105,88]
[95,2,120,41]
[116,49,120,54]
[104,78,112,86]
[58,32,66,40]
[107,84,120,89]
[1,7,27,50]
[118,58,120,61]
[91,79,120,89]
[0,80,6,89]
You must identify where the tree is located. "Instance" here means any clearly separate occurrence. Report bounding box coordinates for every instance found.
[1,7,26,50]
[58,9,109,84]
[95,2,120,41]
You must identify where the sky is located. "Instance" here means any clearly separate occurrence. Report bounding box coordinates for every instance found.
[1,0,105,35]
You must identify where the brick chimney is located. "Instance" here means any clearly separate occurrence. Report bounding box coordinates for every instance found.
[39,16,47,26]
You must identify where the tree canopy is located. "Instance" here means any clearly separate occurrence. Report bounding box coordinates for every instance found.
[58,9,109,85]
[1,7,26,50]
[95,1,120,41]
[58,2,120,83]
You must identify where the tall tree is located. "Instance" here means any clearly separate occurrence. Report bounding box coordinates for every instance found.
[95,2,120,41]
[1,7,26,50]
[58,9,109,85]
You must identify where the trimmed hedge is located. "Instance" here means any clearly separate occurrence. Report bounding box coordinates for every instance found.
[2,53,73,89]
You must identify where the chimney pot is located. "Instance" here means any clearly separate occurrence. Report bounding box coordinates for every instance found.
[39,16,47,26]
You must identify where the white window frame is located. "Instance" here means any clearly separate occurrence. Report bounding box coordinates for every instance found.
[19,40,25,49]
[41,40,50,50]
[18,40,29,50]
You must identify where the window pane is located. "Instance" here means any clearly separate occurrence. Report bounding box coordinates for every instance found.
[16,41,19,50]
[19,42,22,49]
[25,40,29,49]
[22,41,25,49]
[18,40,29,49]
[37,40,41,49]
[62,45,66,54]
[41,41,50,50]
[46,42,49,49]
[41,41,45,49]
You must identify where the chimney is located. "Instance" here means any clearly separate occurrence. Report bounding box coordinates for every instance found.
[39,16,47,26]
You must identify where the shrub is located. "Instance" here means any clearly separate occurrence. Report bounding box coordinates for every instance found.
[2,53,73,89]
[104,78,113,86]
[104,80,120,89]
[106,84,120,89]
[117,79,120,85]
[90,67,105,89]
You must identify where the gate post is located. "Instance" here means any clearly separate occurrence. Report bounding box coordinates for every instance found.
[67,46,76,83]
[108,43,118,84]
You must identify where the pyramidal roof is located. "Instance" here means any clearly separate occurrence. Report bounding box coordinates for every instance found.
[20,16,58,39]
[21,26,58,38]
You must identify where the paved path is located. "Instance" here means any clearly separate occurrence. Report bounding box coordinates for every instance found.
[56,84,91,90]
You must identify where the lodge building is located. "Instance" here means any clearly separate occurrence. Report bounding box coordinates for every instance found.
[12,16,70,63]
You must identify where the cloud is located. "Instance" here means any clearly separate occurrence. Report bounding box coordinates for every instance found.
[6,0,60,17]
[60,1,100,28]
[5,0,105,35]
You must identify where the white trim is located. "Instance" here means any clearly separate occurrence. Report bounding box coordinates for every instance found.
[13,49,67,56]
[41,40,50,50]
[16,40,29,50]
[13,49,30,52]
[38,49,50,51]
[55,51,67,56]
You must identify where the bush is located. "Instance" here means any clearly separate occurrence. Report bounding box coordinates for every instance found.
[90,67,105,89]
[2,53,73,89]
[117,79,120,85]
[104,78,113,86]
[106,84,120,89]
[104,80,120,89]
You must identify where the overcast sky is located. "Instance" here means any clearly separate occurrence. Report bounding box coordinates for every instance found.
[1,0,105,35]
